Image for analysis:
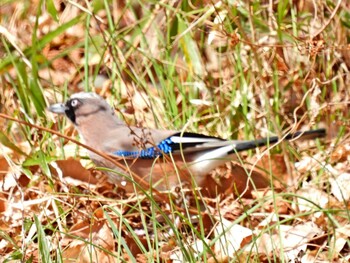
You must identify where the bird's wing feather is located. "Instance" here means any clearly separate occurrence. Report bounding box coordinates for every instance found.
[111,128,327,159]
[112,131,233,159]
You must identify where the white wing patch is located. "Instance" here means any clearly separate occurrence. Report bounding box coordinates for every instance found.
[170,136,222,143]
[194,144,237,163]
[188,144,238,177]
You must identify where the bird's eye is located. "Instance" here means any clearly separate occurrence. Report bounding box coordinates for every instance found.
[70,99,79,107]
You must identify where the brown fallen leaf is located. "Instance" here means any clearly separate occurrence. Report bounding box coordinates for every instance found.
[0,193,6,213]
[124,234,149,258]
[245,221,324,261]
[330,224,350,259]
[0,156,10,178]
[253,154,287,179]
[205,162,270,198]
[52,158,98,184]
[213,218,253,259]
[62,214,116,262]
[295,181,333,212]
[330,171,350,202]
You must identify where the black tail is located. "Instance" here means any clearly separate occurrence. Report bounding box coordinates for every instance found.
[230,128,326,153]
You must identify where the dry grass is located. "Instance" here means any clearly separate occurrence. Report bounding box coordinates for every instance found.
[1,0,350,262]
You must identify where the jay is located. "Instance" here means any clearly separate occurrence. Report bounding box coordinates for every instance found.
[48,92,325,192]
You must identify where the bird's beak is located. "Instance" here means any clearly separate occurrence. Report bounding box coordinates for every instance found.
[47,103,67,114]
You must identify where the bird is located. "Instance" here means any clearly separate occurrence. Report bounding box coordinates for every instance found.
[48,92,326,193]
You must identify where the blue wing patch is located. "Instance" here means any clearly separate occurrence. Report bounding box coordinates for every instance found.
[113,132,224,159]
[113,138,174,159]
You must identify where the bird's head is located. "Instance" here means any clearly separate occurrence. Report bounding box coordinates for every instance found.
[48,92,122,127]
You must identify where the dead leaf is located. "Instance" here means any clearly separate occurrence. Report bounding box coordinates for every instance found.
[295,153,323,173]
[0,193,6,213]
[62,216,116,262]
[245,222,323,261]
[330,225,350,259]
[124,234,149,258]
[0,156,10,177]
[295,182,331,212]
[52,158,98,184]
[330,143,350,163]
[330,172,350,202]
[214,218,252,259]
[206,163,270,198]
[169,238,211,262]
[253,154,287,181]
